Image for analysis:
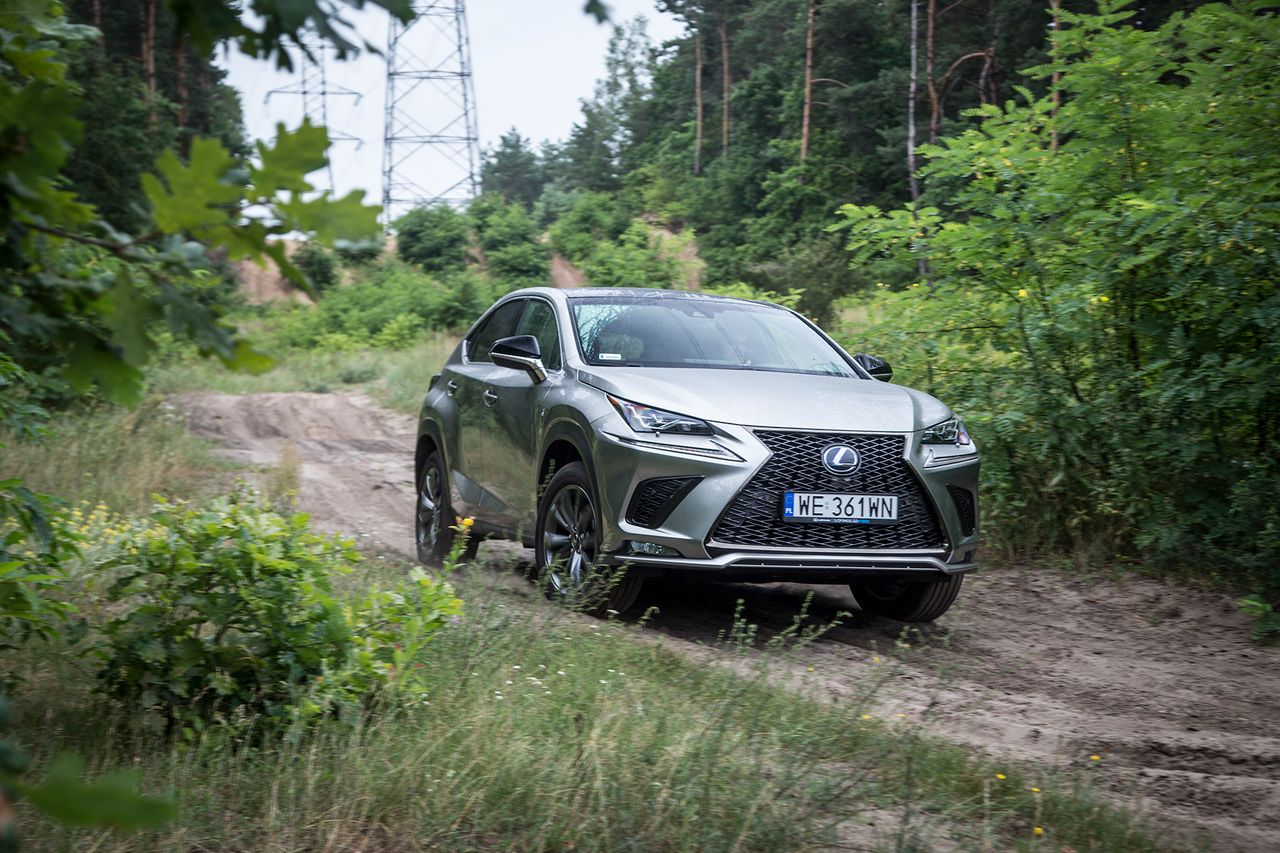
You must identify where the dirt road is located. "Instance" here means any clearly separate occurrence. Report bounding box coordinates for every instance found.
[182,391,1280,851]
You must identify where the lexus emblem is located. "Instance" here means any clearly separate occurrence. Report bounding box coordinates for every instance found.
[822,444,861,476]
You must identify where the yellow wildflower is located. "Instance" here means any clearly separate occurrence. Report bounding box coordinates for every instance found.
[995,773,1006,781]
[1033,827,1044,837]
[1017,288,1029,298]
[461,517,475,529]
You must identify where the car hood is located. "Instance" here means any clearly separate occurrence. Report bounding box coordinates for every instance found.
[575,367,950,432]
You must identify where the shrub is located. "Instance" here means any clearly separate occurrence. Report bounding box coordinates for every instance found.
[94,490,461,732]
[395,205,471,273]
[470,194,549,289]
[292,241,338,292]
[333,235,385,266]
[547,191,628,262]
[580,221,679,288]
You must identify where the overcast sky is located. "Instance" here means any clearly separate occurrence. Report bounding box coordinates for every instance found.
[219,1,684,209]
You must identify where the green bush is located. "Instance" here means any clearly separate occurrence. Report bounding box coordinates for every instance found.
[263,262,488,350]
[547,191,628,262]
[576,221,680,289]
[94,490,461,731]
[831,2,1280,592]
[470,194,549,289]
[0,480,77,658]
[292,242,338,292]
[395,205,472,273]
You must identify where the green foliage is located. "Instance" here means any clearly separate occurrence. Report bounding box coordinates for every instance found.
[581,220,680,288]
[94,490,461,731]
[547,191,629,261]
[0,480,77,655]
[831,1,1280,590]
[394,204,471,273]
[267,263,489,350]
[0,697,175,850]
[470,194,549,288]
[1238,596,1280,645]
[700,281,802,309]
[291,242,338,292]
[0,5,381,409]
[480,128,549,209]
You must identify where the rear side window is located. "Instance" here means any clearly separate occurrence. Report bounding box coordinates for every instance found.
[514,300,562,371]
[467,299,525,363]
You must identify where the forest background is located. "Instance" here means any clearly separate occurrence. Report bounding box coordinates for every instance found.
[0,0,1277,847]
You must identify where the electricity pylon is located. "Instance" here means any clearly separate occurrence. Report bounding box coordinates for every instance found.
[265,30,363,193]
[381,1,481,224]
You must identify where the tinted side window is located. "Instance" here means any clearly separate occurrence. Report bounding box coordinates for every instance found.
[514,300,562,371]
[467,300,525,363]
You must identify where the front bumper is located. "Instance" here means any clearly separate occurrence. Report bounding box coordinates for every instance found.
[586,418,980,583]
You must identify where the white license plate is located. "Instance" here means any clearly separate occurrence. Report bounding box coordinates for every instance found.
[782,492,899,525]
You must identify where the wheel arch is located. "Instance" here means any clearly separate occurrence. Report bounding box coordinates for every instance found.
[415,419,446,491]
[537,420,599,503]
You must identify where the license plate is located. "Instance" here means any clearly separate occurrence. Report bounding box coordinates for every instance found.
[782,492,899,525]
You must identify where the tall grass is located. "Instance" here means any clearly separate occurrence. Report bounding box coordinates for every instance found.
[0,398,225,512]
[149,335,458,415]
[12,555,1159,853]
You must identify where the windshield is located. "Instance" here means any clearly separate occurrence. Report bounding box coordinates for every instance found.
[570,297,857,377]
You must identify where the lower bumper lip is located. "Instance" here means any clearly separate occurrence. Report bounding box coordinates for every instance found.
[600,549,972,576]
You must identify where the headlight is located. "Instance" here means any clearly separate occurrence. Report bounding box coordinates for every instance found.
[921,416,971,446]
[608,395,713,435]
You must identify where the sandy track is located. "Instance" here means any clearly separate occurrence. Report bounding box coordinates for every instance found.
[181,391,1280,851]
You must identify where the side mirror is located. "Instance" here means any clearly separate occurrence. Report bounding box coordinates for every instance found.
[490,335,548,383]
[853,353,893,382]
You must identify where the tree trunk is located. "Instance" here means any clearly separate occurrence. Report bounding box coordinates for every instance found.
[977,45,995,105]
[908,0,928,281]
[92,0,102,38]
[907,0,920,204]
[718,18,730,156]
[800,0,816,163]
[1049,0,1062,151]
[694,30,704,175]
[926,0,940,144]
[143,0,157,128]
[173,36,189,144]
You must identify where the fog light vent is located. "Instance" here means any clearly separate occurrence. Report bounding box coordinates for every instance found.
[946,485,977,537]
[625,476,701,528]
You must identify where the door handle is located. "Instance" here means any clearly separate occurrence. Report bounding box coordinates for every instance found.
[446,380,459,395]
[482,388,498,406]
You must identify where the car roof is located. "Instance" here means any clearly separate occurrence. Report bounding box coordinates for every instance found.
[513,286,787,311]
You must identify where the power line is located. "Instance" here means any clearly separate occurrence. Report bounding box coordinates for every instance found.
[265,30,363,193]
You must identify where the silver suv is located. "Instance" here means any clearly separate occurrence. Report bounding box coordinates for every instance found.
[415,288,979,621]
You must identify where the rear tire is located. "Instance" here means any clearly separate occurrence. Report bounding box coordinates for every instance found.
[534,461,642,616]
[850,574,964,622]
[416,451,481,566]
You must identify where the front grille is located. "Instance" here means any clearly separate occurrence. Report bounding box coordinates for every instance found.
[626,476,700,528]
[947,485,977,536]
[709,431,945,550]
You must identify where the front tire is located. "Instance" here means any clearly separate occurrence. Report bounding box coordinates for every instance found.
[850,574,964,622]
[534,462,641,616]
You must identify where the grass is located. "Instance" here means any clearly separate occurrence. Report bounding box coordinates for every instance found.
[10,549,1159,853]
[149,334,459,415]
[2,333,1161,851]
[0,397,228,513]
